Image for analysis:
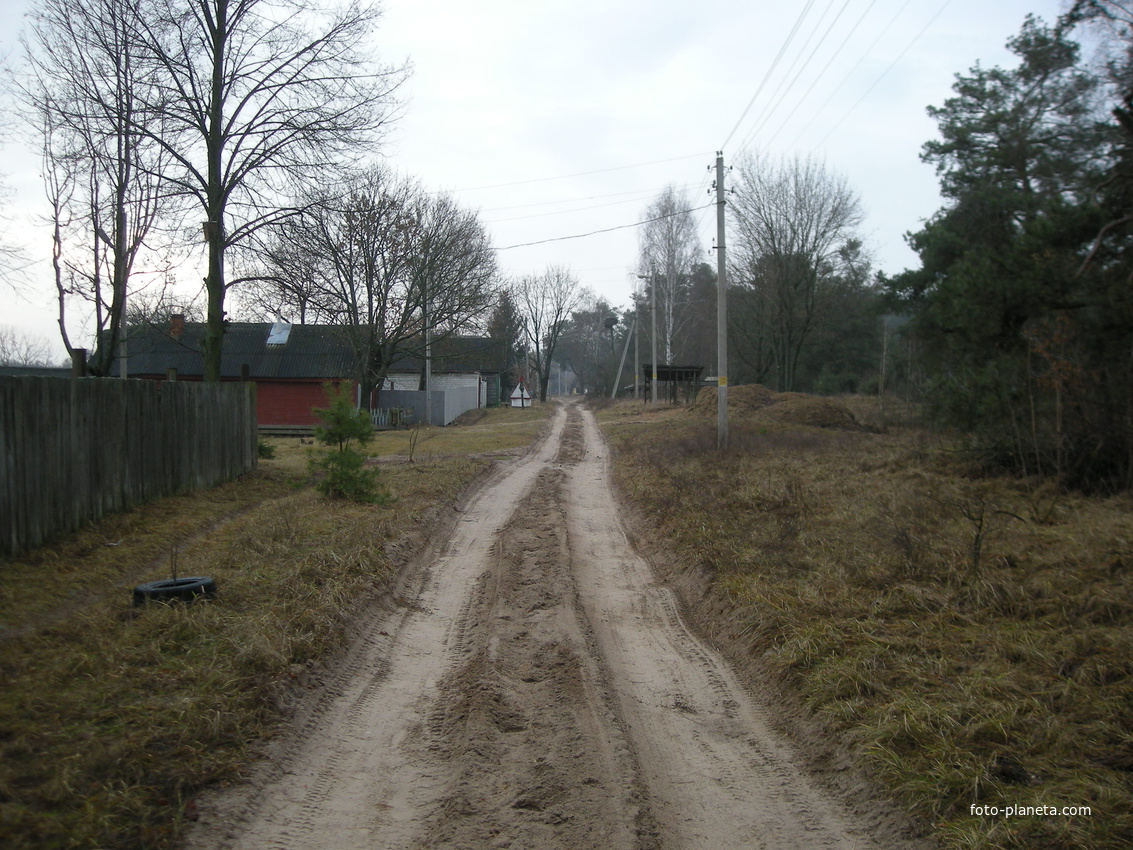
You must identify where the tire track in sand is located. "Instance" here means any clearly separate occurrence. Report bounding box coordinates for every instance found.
[201,406,569,850]
[565,405,881,849]
[406,460,656,849]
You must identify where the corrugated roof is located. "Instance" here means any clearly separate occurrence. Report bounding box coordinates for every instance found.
[112,323,503,379]
[111,323,355,379]
[390,335,506,373]
[0,366,72,378]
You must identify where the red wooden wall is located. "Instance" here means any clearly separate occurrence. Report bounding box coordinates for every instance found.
[256,381,339,427]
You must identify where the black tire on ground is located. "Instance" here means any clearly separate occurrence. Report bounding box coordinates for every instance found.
[133,577,218,606]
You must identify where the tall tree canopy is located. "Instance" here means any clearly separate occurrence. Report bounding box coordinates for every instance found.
[252,167,495,407]
[558,295,622,397]
[888,14,1132,489]
[20,0,405,380]
[728,152,866,392]
[23,0,172,376]
[91,0,403,380]
[514,266,584,402]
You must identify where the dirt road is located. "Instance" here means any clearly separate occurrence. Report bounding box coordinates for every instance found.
[189,403,891,849]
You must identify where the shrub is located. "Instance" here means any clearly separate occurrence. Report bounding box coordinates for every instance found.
[309,383,390,504]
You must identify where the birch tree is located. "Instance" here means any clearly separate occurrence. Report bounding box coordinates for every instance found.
[637,186,700,364]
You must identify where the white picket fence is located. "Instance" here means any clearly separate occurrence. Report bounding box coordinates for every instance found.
[370,406,414,429]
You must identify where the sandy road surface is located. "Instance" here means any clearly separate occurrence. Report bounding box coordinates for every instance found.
[189,402,890,849]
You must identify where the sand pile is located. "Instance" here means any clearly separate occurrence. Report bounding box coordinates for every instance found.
[692,384,859,430]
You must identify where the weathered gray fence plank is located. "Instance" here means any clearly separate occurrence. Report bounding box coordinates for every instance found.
[0,377,257,558]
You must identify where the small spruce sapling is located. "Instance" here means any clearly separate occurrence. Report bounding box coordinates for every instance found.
[309,383,390,503]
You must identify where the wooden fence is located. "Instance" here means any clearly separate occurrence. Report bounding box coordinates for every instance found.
[0,377,258,558]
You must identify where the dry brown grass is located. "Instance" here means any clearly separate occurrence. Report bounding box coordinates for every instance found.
[0,403,553,850]
[691,384,860,429]
[372,403,551,459]
[600,395,1133,849]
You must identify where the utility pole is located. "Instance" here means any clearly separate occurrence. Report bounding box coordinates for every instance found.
[715,151,728,450]
[634,303,640,400]
[612,315,636,401]
[651,265,658,407]
[424,281,432,426]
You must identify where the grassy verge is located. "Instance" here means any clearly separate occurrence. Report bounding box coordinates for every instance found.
[599,397,1132,849]
[370,403,551,459]
[0,403,552,850]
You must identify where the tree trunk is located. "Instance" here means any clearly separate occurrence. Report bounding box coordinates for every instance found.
[202,0,229,383]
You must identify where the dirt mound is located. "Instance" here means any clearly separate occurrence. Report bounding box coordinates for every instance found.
[691,384,778,416]
[753,396,860,429]
[692,385,858,430]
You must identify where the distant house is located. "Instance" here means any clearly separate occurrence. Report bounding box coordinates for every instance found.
[112,319,506,430]
[383,336,508,409]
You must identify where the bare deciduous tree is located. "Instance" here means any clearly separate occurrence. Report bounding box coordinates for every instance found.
[129,0,407,381]
[404,190,498,340]
[729,152,864,391]
[0,326,61,367]
[0,112,28,286]
[256,167,495,406]
[515,266,585,402]
[125,283,206,328]
[22,0,172,375]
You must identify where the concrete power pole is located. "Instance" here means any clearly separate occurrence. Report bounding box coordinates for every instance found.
[424,283,432,427]
[651,266,658,407]
[634,302,640,400]
[715,152,728,450]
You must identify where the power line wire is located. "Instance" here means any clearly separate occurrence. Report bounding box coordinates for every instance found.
[814,0,953,149]
[482,183,699,224]
[477,184,696,214]
[759,0,883,151]
[496,204,713,251]
[720,0,818,150]
[735,0,852,157]
[692,162,718,239]
[786,0,916,148]
[448,153,712,192]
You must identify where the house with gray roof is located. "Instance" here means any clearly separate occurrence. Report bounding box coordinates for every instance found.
[112,318,507,430]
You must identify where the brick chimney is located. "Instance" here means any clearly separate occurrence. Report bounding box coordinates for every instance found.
[170,313,185,339]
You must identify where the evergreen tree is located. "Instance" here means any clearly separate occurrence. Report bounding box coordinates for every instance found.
[889,15,1132,489]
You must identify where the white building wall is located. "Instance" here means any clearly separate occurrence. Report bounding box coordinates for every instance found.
[384,372,479,392]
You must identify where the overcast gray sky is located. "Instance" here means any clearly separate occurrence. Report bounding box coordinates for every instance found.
[1,0,1077,354]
